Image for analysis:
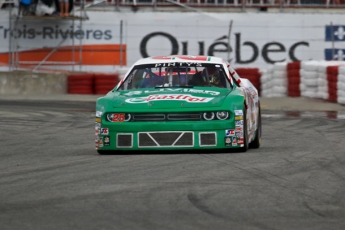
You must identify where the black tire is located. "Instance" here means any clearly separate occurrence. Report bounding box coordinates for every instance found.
[97,150,112,155]
[239,106,249,152]
[249,107,261,149]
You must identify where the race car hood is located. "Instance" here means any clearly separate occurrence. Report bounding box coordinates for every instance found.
[112,88,231,109]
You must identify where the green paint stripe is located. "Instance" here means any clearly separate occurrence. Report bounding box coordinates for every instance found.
[207,57,211,61]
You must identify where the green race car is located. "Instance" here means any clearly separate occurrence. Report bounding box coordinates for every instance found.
[95,55,261,154]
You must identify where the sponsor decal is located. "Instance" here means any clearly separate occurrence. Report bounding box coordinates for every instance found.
[234,110,243,116]
[225,129,235,136]
[235,120,243,126]
[154,62,202,67]
[225,137,232,146]
[95,117,101,123]
[235,127,243,132]
[95,136,100,149]
[236,132,243,138]
[123,89,220,96]
[96,111,103,118]
[237,138,244,145]
[125,94,213,103]
[232,137,237,146]
[95,123,101,135]
[101,128,109,135]
[104,136,110,146]
[99,138,104,147]
[235,116,243,120]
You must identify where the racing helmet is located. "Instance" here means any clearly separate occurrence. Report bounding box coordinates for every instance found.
[205,67,220,85]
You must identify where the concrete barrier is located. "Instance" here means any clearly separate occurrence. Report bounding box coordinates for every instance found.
[0,71,67,95]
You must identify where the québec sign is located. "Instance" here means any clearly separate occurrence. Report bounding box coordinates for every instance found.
[140,32,309,64]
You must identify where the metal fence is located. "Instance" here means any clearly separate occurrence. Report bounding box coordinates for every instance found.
[98,0,345,7]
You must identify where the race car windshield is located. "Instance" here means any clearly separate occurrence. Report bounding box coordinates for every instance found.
[118,64,232,90]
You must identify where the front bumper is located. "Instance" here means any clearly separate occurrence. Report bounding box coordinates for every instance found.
[95,120,244,151]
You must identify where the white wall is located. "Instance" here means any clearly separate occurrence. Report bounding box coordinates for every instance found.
[0,10,344,71]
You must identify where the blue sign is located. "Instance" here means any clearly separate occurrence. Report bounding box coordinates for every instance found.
[325,49,345,61]
[325,25,345,41]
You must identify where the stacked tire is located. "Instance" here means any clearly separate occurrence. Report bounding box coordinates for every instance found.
[94,74,119,95]
[67,74,94,94]
[327,66,338,103]
[338,67,345,105]
[287,62,301,97]
[235,68,261,94]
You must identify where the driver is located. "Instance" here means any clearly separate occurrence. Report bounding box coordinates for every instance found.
[190,67,224,87]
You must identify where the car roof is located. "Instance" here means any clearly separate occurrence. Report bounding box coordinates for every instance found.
[133,55,225,65]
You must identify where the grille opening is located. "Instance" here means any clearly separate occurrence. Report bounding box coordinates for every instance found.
[133,114,165,121]
[167,113,202,121]
[117,134,133,147]
[139,133,158,147]
[174,133,193,146]
[138,132,194,147]
[200,133,216,146]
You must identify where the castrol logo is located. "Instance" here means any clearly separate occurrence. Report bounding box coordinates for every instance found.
[125,94,213,103]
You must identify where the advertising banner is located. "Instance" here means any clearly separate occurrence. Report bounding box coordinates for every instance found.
[0,10,344,72]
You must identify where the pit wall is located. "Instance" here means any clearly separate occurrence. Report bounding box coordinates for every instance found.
[0,71,67,95]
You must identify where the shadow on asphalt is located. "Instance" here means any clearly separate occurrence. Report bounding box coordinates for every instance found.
[95,148,250,156]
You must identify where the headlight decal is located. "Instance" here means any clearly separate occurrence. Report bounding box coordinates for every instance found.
[216,111,229,120]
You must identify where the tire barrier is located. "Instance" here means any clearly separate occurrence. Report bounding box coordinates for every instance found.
[67,73,120,95]
[327,66,338,103]
[338,67,345,105]
[235,68,261,95]
[261,61,345,105]
[287,62,301,97]
[67,74,94,94]
[94,74,119,95]
[260,62,287,98]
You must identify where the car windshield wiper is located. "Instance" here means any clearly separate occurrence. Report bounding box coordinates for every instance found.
[155,85,194,88]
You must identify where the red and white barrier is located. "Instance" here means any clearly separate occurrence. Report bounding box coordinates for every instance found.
[235,68,261,95]
[261,60,345,105]
[287,62,301,97]
[67,73,120,95]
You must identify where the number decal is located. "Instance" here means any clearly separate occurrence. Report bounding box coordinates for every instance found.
[112,113,125,122]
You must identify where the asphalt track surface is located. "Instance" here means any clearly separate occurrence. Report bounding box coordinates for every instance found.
[1,96,345,230]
